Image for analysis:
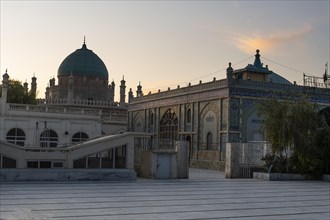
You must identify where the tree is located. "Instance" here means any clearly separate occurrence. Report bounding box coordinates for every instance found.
[0,80,36,104]
[314,127,330,174]
[258,98,292,155]
[258,97,327,175]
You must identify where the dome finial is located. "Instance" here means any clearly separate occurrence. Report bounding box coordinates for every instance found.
[82,36,87,49]
[253,49,262,68]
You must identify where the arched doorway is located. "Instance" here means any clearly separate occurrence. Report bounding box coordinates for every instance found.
[159,109,178,148]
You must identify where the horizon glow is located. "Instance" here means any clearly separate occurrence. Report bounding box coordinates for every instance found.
[1,1,329,100]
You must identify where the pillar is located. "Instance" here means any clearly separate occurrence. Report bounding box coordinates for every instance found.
[128,88,133,103]
[31,75,37,98]
[1,70,9,112]
[120,76,126,107]
[136,82,143,97]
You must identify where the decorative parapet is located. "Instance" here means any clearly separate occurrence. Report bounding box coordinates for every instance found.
[232,79,330,95]
[7,103,128,123]
[101,111,128,122]
[230,79,330,104]
[130,79,228,103]
[130,76,329,105]
[38,98,121,107]
[8,103,101,116]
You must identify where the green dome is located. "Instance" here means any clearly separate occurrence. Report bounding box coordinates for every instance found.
[57,43,108,79]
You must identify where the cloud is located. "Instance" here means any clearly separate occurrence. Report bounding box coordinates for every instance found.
[232,25,312,54]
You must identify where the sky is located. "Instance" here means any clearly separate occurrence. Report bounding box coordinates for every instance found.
[1,1,329,100]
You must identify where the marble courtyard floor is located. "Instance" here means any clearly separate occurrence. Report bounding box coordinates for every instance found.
[0,168,329,219]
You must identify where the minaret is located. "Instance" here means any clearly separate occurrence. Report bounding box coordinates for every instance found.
[24,80,28,95]
[120,76,126,107]
[109,80,115,103]
[136,82,143,97]
[68,73,74,104]
[128,88,133,103]
[45,84,50,102]
[45,78,54,102]
[31,74,37,97]
[50,77,55,87]
[226,62,233,85]
[1,69,9,104]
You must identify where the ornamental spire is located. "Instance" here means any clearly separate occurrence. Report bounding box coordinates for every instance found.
[82,36,87,49]
[253,49,262,68]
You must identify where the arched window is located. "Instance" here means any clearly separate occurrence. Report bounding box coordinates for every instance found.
[72,132,89,143]
[6,128,25,146]
[206,132,212,150]
[159,109,178,147]
[187,108,191,123]
[40,129,58,147]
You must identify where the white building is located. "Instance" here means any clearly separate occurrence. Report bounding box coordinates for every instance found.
[0,41,149,176]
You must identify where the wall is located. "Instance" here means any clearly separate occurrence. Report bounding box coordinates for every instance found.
[0,103,102,147]
[128,72,330,174]
[0,132,151,170]
[0,169,136,182]
[225,142,271,178]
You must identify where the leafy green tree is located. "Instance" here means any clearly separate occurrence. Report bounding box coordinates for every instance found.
[258,98,292,155]
[0,80,36,104]
[258,97,327,175]
[289,99,318,160]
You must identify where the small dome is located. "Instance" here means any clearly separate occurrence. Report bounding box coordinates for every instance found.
[57,42,108,79]
[267,73,292,84]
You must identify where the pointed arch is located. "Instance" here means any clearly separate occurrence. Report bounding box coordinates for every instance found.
[133,111,144,132]
[159,108,178,143]
[186,108,192,123]
[199,101,220,150]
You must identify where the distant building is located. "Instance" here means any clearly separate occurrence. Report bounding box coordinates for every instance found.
[46,40,118,106]
[128,50,330,170]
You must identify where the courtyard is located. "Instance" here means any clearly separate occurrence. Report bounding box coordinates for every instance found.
[0,168,329,220]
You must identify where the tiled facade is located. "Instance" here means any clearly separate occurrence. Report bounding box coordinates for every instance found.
[128,51,330,170]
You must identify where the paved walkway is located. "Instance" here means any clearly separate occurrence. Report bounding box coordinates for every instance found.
[0,169,329,219]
